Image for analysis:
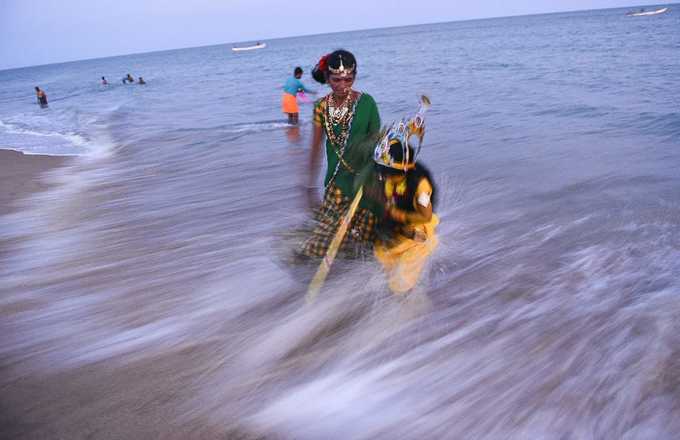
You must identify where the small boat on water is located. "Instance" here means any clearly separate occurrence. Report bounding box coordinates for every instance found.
[231,42,267,52]
[626,7,669,16]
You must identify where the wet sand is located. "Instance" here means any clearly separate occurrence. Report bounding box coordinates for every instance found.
[0,149,252,439]
[0,149,67,216]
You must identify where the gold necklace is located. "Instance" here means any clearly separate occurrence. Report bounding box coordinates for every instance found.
[323,92,359,182]
[324,93,355,147]
[328,93,352,124]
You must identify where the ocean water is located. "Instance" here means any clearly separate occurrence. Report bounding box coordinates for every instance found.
[1,5,680,439]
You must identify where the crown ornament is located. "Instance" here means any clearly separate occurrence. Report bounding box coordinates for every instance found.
[328,55,355,77]
[374,95,431,171]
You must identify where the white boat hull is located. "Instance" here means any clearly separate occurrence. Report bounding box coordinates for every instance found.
[232,43,267,52]
[627,7,669,16]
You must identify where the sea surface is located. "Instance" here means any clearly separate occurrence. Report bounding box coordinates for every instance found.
[1,5,680,439]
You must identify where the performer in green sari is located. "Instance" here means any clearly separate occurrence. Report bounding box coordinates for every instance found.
[301,49,382,259]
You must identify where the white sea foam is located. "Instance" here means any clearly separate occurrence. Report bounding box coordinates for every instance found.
[0,118,90,155]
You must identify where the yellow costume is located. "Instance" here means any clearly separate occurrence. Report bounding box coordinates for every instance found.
[371,95,438,294]
[374,178,439,294]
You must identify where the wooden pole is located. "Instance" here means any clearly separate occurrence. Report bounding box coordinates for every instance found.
[306,186,364,304]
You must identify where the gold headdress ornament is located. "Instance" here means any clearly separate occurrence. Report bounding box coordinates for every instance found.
[374,95,431,171]
[328,54,355,77]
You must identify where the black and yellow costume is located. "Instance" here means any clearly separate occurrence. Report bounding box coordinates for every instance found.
[374,163,439,294]
[372,97,438,294]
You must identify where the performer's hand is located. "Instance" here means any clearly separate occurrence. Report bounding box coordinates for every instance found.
[388,206,407,223]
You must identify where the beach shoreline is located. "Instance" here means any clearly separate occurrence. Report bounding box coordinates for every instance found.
[0,149,67,216]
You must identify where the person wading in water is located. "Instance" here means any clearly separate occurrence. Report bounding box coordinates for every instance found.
[299,49,382,260]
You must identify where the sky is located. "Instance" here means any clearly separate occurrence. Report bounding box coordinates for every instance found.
[0,0,669,70]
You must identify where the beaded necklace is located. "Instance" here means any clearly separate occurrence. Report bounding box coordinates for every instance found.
[323,92,361,187]
[325,92,356,148]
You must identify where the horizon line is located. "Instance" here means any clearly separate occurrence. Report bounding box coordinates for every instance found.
[1,2,672,72]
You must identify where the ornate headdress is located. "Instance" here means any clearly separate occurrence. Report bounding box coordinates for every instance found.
[328,54,355,77]
[374,96,431,171]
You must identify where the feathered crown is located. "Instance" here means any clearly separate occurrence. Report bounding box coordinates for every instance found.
[374,95,431,171]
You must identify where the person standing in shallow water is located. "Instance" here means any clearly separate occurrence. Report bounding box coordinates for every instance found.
[35,86,48,108]
[101,76,108,85]
[282,66,314,125]
[299,49,382,259]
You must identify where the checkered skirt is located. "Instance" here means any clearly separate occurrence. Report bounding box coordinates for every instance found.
[299,184,377,259]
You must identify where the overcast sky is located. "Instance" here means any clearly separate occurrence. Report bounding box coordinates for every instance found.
[0,0,668,70]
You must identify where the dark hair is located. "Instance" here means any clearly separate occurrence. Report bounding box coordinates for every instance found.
[312,49,357,84]
[35,86,40,91]
[102,76,105,80]
[294,66,303,76]
[376,141,415,176]
[376,142,437,208]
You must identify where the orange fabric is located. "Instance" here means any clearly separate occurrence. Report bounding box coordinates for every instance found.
[282,93,299,114]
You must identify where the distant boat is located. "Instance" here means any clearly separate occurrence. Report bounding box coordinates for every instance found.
[626,7,669,16]
[231,42,267,52]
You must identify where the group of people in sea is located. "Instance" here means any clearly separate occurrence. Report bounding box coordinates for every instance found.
[117,73,146,85]
[34,74,147,109]
[286,49,439,295]
[35,50,436,295]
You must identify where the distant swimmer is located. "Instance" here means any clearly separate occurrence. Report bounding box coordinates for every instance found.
[282,66,315,125]
[101,76,108,85]
[35,86,48,108]
[122,73,134,84]
[138,77,146,85]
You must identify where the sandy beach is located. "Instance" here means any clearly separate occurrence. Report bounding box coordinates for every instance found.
[0,149,67,216]
[0,149,248,439]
